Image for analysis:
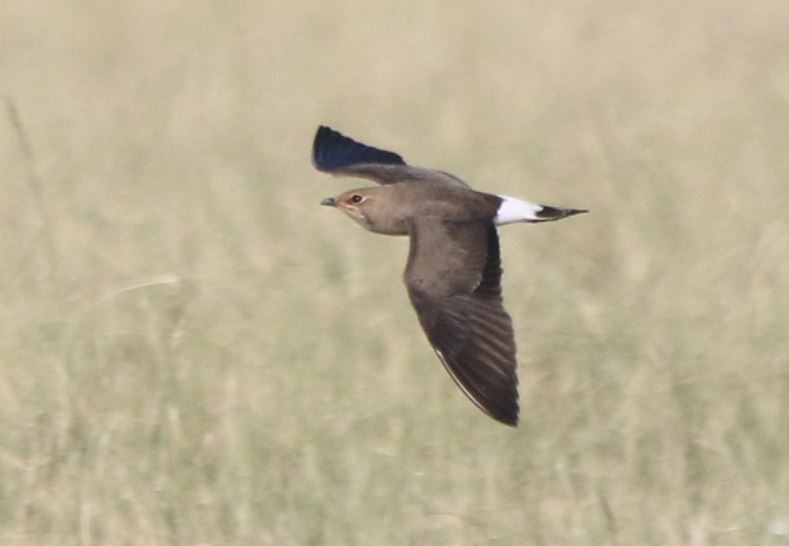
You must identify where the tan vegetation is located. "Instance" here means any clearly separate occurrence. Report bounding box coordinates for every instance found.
[1,1,788,544]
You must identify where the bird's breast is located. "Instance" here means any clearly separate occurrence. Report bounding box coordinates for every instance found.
[364,214,409,236]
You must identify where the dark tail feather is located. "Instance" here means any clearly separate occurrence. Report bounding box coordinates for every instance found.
[535,206,589,222]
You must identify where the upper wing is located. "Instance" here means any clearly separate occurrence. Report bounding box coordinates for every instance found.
[404,218,519,426]
[312,126,469,187]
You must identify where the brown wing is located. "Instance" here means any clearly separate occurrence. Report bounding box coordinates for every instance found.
[404,218,519,426]
[312,126,469,188]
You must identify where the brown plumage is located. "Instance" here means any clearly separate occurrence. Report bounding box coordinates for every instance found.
[314,126,587,426]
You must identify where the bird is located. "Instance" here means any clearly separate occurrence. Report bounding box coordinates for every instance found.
[313,126,587,426]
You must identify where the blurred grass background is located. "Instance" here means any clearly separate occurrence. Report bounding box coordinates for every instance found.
[1,1,788,544]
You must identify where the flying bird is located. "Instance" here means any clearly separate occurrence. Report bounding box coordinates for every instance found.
[313,126,587,426]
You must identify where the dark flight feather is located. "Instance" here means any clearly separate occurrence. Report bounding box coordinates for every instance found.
[312,126,470,187]
[405,219,519,426]
[312,126,405,172]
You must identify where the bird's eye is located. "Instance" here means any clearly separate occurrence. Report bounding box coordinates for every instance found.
[349,194,363,204]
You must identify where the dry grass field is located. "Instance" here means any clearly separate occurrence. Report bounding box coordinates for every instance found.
[2,1,789,544]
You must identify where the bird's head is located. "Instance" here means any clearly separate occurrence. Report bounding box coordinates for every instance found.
[320,188,380,230]
[320,186,408,235]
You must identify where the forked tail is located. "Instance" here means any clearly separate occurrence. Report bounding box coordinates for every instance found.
[494,195,588,225]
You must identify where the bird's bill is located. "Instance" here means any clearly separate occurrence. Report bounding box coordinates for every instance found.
[320,197,336,207]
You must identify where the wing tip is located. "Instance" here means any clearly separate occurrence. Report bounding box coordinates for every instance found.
[478,386,519,427]
[491,405,519,427]
[312,125,406,172]
[311,125,336,171]
[433,347,520,428]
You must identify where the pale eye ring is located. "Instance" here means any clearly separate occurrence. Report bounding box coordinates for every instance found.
[349,194,363,204]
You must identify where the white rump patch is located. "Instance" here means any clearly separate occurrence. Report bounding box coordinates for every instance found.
[494,195,544,225]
